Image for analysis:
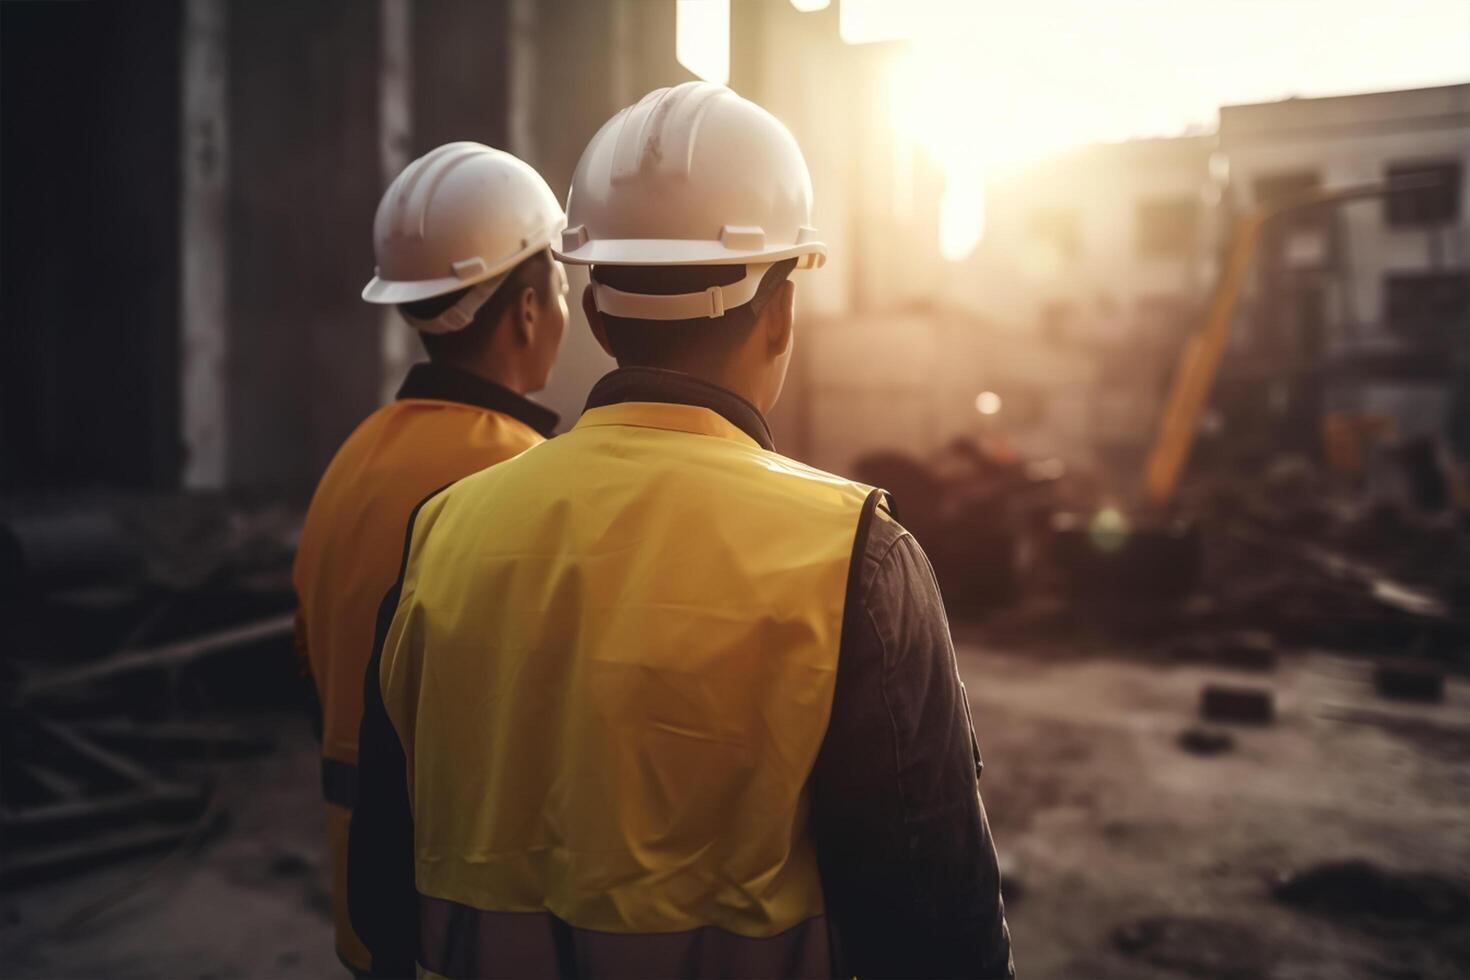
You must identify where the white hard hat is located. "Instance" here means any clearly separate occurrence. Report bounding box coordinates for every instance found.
[554,82,826,321]
[363,142,564,330]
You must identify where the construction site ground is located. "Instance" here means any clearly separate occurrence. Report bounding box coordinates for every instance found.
[3,638,1467,980]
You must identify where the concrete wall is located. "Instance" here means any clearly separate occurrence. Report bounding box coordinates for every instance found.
[947,136,1213,335]
[849,136,1218,480]
[225,1,384,494]
[794,310,1097,477]
[187,1,525,491]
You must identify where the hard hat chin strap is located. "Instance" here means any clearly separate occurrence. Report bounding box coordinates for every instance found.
[593,263,773,321]
[403,273,507,335]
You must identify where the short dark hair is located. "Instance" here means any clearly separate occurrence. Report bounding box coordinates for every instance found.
[590,259,797,370]
[398,249,554,364]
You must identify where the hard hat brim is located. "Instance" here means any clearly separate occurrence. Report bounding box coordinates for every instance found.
[552,238,827,268]
[361,272,488,306]
[362,229,564,306]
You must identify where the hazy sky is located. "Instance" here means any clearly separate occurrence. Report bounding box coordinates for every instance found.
[848,0,1470,255]
[860,0,1470,161]
[671,0,1470,257]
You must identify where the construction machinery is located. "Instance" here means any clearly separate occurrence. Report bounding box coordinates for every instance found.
[1053,176,1443,603]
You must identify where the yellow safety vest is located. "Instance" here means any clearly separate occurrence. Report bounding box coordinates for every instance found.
[380,400,879,977]
[294,380,548,972]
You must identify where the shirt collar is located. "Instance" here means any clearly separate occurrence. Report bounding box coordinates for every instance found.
[396,362,560,438]
[582,367,774,451]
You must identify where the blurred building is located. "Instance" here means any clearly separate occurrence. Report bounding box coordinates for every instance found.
[937,136,1215,480]
[3,0,1465,501]
[850,83,1470,492]
[1215,84,1470,460]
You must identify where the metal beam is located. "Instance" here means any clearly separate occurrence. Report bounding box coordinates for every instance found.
[17,613,295,705]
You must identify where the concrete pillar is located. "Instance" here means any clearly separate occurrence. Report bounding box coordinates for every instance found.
[378,0,415,405]
[180,0,229,489]
[507,0,538,164]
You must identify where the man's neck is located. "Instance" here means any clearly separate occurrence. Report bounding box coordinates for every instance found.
[440,355,529,396]
[647,362,762,414]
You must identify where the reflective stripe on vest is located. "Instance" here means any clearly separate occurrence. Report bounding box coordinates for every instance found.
[380,401,877,974]
[418,896,831,979]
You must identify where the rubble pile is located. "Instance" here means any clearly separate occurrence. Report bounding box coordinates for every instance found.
[1186,455,1470,665]
[0,495,304,886]
[854,438,1064,616]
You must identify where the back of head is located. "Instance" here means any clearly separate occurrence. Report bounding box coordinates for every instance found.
[589,260,797,372]
[361,142,564,367]
[554,83,826,387]
[397,250,554,365]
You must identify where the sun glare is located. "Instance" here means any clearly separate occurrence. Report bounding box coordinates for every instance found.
[676,0,729,86]
[975,391,1003,416]
[938,172,984,262]
[839,0,908,44]
[884,3,1154,261]
[868,0,1470,263]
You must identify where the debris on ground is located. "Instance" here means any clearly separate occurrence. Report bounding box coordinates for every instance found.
[1374,659,1447,703]
[1186,453,1470,663]
[1318,705,1470,764]
[853,437,1062,615]
[1178,726,1236,755]
[1201,684,1276,725]
[1111,916,1270,980]
[1272,860,1470,926]
[1,494,306,887]
[1168,630,1278,671]
[964,442,1470,683]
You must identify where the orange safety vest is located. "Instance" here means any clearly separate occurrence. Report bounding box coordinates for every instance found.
[379,400,879,978]
[293,364,554,972]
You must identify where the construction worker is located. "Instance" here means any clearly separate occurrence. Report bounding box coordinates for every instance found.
[293,141,567,977]
[351,83,1013,978]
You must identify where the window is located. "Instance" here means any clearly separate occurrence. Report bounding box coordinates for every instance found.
[1029,208,1080,258]
[1384,272,1470,343]
[1385,161,1462,227]
[1136,198,1198,257]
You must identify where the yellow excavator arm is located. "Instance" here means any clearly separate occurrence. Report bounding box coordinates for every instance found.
[1142,212,1264,508]
[1141,178,1426,509]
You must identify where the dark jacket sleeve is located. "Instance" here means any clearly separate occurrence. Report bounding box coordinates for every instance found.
[349,493,445,979]
[810,497,1014,979]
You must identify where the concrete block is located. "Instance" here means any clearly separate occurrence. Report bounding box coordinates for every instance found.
[1178,727,1236,755]
[1374,661,1445,703]
[1200,684,1275,725]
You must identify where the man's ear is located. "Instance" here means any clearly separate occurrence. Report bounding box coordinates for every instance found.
[584,284,616,359]
[763,279,796,358]
[512,285,539,347]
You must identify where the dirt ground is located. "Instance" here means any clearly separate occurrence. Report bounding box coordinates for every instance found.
[1,713,343,980]
[965,638,1470,979]
[4,641,1468,979]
